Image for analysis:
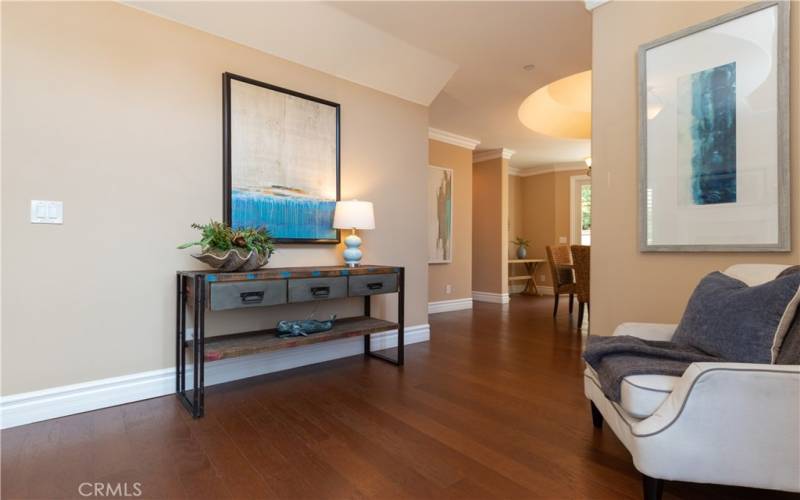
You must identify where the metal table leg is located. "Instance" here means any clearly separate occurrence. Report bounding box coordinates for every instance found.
[176,273,205,418]
[364,268,404,366]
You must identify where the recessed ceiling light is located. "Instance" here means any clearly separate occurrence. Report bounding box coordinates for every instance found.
[523,64,536,72]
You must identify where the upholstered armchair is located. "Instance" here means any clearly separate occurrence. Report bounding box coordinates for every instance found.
[584,264,800,500]
[545,245,574,317]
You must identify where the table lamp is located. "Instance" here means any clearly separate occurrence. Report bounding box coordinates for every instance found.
[333,200,375,267]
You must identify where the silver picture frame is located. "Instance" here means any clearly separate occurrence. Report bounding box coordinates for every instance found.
[638,1,790,252]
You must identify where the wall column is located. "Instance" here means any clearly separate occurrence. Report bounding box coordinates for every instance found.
[427,129,480,313]
[472,148,513,303]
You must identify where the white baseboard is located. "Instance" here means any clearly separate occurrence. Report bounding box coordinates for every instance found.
[0,324,429,429]
[472,291,510,304]
[428,298,473,314]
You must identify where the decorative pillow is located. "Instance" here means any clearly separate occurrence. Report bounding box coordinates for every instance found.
[776,311,800,365]
[776,266,800,365]
[777,265,800,279]
[672,271,800,364]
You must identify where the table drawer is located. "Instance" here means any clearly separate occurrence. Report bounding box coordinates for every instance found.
[349,273,398,296]
[209,280,287,311]
[288,277,347,303]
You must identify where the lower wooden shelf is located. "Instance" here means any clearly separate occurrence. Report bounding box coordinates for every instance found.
[187,316,398,362]
[508,275,534,281]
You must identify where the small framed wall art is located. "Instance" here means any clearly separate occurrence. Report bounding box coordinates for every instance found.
[428,165,453,263]
[638,2,790,252]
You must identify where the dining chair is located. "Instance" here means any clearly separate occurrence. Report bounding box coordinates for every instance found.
[570,245,590,329]
[546,245,575,317]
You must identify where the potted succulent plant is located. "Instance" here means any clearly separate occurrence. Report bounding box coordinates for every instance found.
[511,237,530,259]
[178,220,275,272]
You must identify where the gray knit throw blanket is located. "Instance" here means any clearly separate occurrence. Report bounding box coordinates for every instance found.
[582,335,720,402]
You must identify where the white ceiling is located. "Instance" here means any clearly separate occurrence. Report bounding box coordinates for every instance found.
[333,2,592,168]
[124,1,458,105]
[127,1,592,168]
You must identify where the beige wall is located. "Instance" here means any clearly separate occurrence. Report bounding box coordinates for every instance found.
[512,167,586,287]
[591,1,800,335]
[508,174,525,278]
[1,2,429,395]
[428,139,473,303]
[521,173,555,276]
[508,174,524,250]
[472,157,509,294]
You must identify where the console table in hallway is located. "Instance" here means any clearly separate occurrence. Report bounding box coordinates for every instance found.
[175,265,404,418]
[508,259,545,295]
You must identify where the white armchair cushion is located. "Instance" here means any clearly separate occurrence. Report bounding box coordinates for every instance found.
[723,264,790,286]
[620,374,680,419]
[611,322,677,341]
[585,366,679,419]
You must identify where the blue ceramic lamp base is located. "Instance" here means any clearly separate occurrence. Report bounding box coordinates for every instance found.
[343,231,363,267]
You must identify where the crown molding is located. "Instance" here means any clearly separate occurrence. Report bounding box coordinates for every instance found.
[428,128,481,150]
[509,163,587,177]
[473,148,516,163]
[585,0,610,11]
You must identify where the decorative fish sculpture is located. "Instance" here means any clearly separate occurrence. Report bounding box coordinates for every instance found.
[277,315,336,338]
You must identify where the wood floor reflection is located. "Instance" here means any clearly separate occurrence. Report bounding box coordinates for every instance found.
[2,296,796,499]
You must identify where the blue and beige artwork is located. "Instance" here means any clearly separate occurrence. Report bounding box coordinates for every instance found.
[232,189,336,240]
[230,79,338,241]
[677,62,737,205]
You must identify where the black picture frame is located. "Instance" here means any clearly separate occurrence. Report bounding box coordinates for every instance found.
[222,72,341,244]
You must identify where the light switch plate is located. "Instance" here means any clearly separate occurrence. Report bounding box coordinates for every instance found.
[31,200,63,224]
[559,236,567,244]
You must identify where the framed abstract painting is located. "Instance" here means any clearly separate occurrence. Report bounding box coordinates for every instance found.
[428,165,453,264]
[223,73,340,244]
[638,2,790,252]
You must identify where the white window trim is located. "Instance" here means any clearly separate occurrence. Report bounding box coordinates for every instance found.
[570,174,591,245]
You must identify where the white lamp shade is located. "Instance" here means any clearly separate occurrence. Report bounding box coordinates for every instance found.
[333,200,375,230]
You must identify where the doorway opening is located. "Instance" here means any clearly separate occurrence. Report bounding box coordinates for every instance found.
[570,175,591,245]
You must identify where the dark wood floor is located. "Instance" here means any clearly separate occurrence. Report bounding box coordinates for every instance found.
[2,296,798,499]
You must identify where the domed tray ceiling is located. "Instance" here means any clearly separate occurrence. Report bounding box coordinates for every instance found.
[518,70,591,139]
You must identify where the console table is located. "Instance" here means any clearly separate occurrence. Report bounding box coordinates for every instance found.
[508,258,545,295]
[175,265,404,418]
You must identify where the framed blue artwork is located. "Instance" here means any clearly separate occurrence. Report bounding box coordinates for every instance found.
[223,73,340,244]
[638,2,790,252]
[427,165,453,264]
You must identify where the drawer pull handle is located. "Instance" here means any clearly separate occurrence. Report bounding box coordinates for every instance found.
[240,291,264,304]
[310,286,330,297]
[367,282,383,290]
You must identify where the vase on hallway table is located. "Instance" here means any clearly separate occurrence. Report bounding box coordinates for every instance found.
[512,237,530,259]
